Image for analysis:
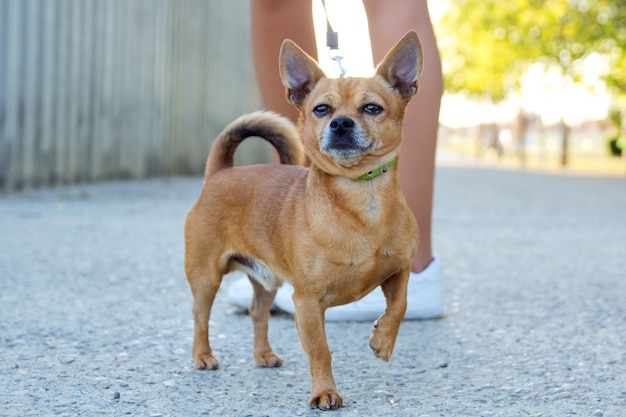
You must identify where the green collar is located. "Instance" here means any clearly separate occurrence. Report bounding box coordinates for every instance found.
[356,156,397,180]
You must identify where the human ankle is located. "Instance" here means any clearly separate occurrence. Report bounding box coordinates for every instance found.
[411,255,433,274]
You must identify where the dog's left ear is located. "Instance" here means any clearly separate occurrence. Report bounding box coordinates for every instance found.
[279,39,326,106]
[375,31,423,99]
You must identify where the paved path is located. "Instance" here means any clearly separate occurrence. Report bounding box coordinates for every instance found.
[1,166,625,416]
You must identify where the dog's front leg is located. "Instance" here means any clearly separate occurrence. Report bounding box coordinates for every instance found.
[369,268,410,361]
[293,296,343,410]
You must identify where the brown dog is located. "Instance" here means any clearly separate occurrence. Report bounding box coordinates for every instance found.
[184,31,422,410]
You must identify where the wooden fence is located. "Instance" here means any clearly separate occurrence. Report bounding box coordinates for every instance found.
[0,0,270,191]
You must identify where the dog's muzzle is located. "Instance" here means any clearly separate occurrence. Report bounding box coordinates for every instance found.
[328,117,358,150]
[323,117,369,153]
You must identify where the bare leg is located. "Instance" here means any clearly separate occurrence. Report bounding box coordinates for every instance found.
[363,0,443,273]
[249,0,441,277]
[252,0,442,272]
[251,0,318,123]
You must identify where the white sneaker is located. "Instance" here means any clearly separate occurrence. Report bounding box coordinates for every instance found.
[226,272,279,311]
[227,257,443,321]
[275,257,443,321]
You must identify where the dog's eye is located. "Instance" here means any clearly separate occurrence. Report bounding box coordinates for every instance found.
[362,103,383,115]
[313,104,332,116]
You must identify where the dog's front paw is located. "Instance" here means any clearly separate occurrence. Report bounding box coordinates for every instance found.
[254,351,283,368]
[194,353,219,370]
[369,322,397,362]
[309,390,344,410]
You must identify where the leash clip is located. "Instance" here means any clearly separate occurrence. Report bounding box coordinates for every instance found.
[328,48,347,78]
[322,0,346,78]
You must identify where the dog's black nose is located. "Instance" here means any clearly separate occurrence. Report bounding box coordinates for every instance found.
[329,117,354,136]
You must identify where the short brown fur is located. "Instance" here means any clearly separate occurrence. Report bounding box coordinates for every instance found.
[185,31,423,410]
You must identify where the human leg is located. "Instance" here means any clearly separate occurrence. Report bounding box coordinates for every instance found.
[363,0,443,273]
[230,0,443,320]
[227,0,316,310]
[250,0,317,123]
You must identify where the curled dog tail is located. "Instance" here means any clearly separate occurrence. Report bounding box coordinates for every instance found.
[204,111,304,178]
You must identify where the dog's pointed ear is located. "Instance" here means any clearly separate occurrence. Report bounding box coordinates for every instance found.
[375,31,423,99]
[279,39,326,106]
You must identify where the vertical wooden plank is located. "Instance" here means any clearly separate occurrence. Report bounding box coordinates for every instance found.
[1,0,23,190]
[113,0,123,179]
[110,0,125,178]
[207,0,223,139]
[119,0,135,179]
[136,1,148,176]
[147,1,158,177]
[21,0,35,188]
[65,0,81,183]
[132,0,143,179]
[54,0,69,185]
[79,0,94,182]
[146,1,162,176]
[186,0,200,174]
[195,0,209,173]
[166,0,178,176]
[74,0,85,182]
[122,0,139,178]
[201,1,216,166]
[137,0,153,178]
[167,0,182,175]
[100,0,115,180]
[40,0,58,186]
[90,0,103,181]
[0,0,8,189]
[201,1,225,167]
[133,0,145,179]
[151,0,167,176]
[161,0,174,176]
[30,0,44,187]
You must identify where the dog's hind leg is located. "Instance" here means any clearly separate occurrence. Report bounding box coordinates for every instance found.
[187,263,222,370]
[369,268,410,362]
[249,278,283,367]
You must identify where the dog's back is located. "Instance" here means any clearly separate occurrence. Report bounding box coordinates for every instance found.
[186,111,308,293]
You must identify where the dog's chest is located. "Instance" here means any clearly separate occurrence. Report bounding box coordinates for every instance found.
[353,241,405,276]
[308,230,408,280]
[303,198,413,275]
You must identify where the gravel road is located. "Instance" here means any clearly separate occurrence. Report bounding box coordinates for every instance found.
[1,166,625,416]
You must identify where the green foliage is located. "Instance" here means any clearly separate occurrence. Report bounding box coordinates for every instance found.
[438,0,626,101]
[607,107,625,156]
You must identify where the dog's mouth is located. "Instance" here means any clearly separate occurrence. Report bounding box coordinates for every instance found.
[320,140,374,166]
[319,118,375,166]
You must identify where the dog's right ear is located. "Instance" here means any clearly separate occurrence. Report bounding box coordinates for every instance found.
[279,40,326,106]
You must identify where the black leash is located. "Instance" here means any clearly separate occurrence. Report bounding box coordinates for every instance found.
[321,0,347,77]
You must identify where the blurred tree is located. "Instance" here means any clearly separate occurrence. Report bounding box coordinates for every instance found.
[596,2,626,95]
[439,0,626,165]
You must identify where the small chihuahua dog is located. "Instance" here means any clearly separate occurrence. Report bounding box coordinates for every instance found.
[185,31,422,410]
